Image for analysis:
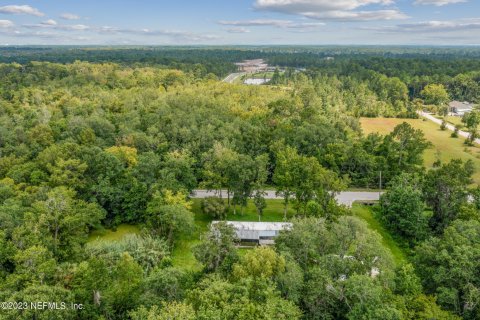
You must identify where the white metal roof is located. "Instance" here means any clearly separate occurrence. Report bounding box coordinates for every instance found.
[212,221,292,232]
[244,78,271,85]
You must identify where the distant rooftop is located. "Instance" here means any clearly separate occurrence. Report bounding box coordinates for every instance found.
[212,221,292,231]
[449,101,474,109]
[235,59,266,67]
[244,78,270,85]
[212,221,292,245]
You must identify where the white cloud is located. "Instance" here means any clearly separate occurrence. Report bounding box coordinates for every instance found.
[414,0,467,6]
[61,24,89,31]
[361,18,480,44]
[23,22,90,31]
[219,19,294,27]
[218,19,325,28]
[304,9,408,21]
[0,29,94,44]
[98,26,218,42]
[367,18,480,33]
[3,22,219,44]
[4,30,60,39]
[0,5,44,16]
[287,22,327,28]
[253,0,407,21]
[60,13,81,20]
[398,19,480,31]
[0,20,14,28]
[41,19,57,26]
[225,27,251,33]
[255,0,394,11]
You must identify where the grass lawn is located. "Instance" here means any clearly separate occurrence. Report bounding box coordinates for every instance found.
[234,74,246,84]
[88,224,141,243]
[361,117,480,185]
[170,200,210,271]
[223,198,293,222]
[350,204,407,265]
[443,115,464,127]
[249,71,275,79]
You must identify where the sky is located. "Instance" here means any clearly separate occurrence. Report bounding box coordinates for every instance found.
[0,0,479,45]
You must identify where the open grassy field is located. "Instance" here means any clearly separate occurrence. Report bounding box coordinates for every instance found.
[441,115,464,127]
[248,71,276,79]
[351,204,407,265]
[361,117,480,184]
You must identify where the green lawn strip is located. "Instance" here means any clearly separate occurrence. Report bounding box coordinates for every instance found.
[233,75,246,84]
[238,248,253,256]
[171,200,209,271]
[224,198,294,222]
[350,204,407,265]
[444,115,463,127]
[170,236,203,271]
[249,71,275,79]
[88,224,141,243]
[347,188,382,192]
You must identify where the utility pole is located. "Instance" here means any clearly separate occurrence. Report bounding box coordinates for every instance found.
[379,171,382,196]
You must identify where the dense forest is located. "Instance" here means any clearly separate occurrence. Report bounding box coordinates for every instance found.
[0,47,480,319]
[1,46,479,104]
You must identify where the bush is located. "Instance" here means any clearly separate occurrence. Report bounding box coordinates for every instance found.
[440,120,447,131]
[201,196,227,219]
[451,124,461,138]
[86,234,170,273]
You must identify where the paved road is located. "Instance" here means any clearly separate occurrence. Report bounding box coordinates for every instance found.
[419,111,480,144]
[223,72,246,84]
[191,190,381,207]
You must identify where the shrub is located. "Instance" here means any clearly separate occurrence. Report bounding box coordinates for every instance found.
[201,196,227,219]
[451,124,461,138]
[440,120,447,131]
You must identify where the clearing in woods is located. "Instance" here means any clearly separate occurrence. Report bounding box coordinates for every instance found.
[361,117,480,185]
[86,201,405,271]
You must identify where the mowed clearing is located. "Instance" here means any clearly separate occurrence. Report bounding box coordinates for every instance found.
[361,117,480,185]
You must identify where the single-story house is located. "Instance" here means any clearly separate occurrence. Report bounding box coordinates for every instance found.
[212,221,292,245]
[450,101,475,116]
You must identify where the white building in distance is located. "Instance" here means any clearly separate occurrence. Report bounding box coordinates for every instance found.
[244,78,271,85]
[235,59,268,73]
[450,101,475,116]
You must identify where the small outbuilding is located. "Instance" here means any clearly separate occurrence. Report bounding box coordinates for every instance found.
[212,221,292,245]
